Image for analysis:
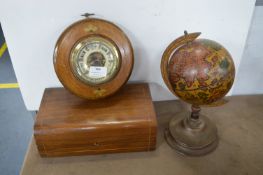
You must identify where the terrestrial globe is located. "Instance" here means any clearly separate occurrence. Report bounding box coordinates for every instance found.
[161,31,235,156]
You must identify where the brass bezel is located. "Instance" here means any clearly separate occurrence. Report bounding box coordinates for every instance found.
[70,36,121,86]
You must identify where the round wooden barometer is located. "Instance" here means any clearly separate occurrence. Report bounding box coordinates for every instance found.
[54,15,134,99]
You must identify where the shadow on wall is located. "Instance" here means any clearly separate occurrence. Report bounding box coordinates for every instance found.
[149,82,176,101]
[232,6,263,95]
[117,23,151,81]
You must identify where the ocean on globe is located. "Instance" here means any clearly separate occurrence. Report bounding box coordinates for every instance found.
[168,39,235,105]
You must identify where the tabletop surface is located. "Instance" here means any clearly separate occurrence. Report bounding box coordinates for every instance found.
[20,95,263,175]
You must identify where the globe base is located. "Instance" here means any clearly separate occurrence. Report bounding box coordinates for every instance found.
[164,107,218,156]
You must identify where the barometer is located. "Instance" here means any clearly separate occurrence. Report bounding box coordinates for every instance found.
[54,15,133,99]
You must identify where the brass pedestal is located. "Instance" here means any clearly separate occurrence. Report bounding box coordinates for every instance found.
[164,105,218,156]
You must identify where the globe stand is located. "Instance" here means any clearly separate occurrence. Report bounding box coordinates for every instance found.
[164,105,218,156]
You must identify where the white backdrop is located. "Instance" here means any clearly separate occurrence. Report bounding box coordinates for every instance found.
[0,0,256,110]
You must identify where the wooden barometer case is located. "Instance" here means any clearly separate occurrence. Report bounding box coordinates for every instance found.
[34,14,157,157]
[53,14,134,99]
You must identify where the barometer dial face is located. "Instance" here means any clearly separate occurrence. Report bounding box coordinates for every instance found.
[70,37,120,85]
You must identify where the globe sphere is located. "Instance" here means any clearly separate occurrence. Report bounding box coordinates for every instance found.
[168,39,235,105]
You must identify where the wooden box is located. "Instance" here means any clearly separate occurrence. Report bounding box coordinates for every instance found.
[34,83,157,157]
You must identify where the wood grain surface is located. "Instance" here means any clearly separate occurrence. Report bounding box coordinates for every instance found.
[34,83,157,157]
[53,18,134,99]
